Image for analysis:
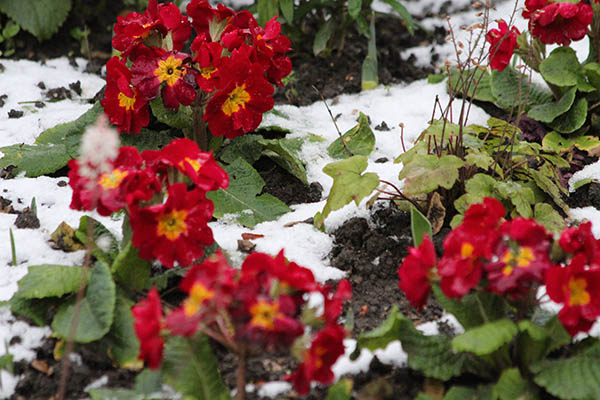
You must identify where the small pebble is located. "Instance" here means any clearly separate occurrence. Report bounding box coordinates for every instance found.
[8,109,23,119]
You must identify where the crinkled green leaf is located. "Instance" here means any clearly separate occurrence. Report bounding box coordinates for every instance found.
[495,180,534,218]
[0,0,71,41]
[517,320,552,367]
[444,385,494,400]
[10,296,61,326]
[584,62,600,88]
[549,97,588,134]
[52,261,116,343]
[540,47,588,89]
[491,67,553,110]
[218,134,263,165]
[207,158,289,227]
[314,155,379,228]
[398,154,464,196]
[432,285,506,330]
[111,241,151,292]
[465,150,494,170]
[36,102,102,146]
[448,67,494,103]
[328,112,375,158]
[528,87,577,123]
[525,166,569,214]
[149,99,193,131]
[162,335,231,400]
[101,296,139,367]
[13,265,88,299]
[88,388,144,400]
[259,137,308,184]
[542,131,600,154]
[326,378,353,400]
[0,143,71,177]
[351,306,471,380]
[533,203,566,234]
[494,368,539,400]
[120,129,174,152]
[75,216,120,265]
[451,319,518,356]
[532,355,600,400]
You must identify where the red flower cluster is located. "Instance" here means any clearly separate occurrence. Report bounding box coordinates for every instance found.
[486,20,520,71]
[131,287,164,369]
[523,0,592,46]
[132,250,351,393]
[102,0,291,137]
[398,198,600,336]
[69,138,228,268]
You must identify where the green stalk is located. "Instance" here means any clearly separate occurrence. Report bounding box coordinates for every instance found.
[9,228,16,266]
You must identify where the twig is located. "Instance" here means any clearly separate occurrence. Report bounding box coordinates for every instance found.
[312,85,353,157]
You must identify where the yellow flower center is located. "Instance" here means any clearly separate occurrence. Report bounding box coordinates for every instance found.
[501,247,535,275]
[179,157,202,173]
[249,300,281,330]
[154,56,184,86]
[156,209,188,241]
[568,277,591,307]
[461,242,474,258]
[98,168,129,189]
[313,346,327,369]
[221,84,251,116]
[183,283,214,316]
[118,91,136,111]
[200,66,217,79]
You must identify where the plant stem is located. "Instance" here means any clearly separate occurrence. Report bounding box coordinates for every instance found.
[192,91,209,152]
[235,346,247,400]
[9,228,16,266]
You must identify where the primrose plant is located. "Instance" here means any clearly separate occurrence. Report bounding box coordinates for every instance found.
[352,197,600,399]
[102,0,291,150]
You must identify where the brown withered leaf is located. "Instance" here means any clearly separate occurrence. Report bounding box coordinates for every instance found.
[241,232,264,240]
[49,222,84,252]
[427,192,446,235]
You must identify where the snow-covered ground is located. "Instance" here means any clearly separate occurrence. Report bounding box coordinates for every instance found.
[1,0,600,397]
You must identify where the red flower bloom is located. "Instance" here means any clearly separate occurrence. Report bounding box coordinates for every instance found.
[287,324,347,395]
[131,50,196,110]
[187,0,234,39]
[166,251,237,336]
[526,1,593,46]
[247,16,292,86]
[322,279,352,324]
[546,254,600,335]
[142,138,229,191]
[204,47,274,138]
[559,221,600,265]
[132,287,164,369]
[461,197,505,232]
[522,0,548,20]
[68,146,145,216]
[485,218,553,298]
[486,20,519,71]
[113,0,191,60]
[129,183,215,268]
[191,36,225,93]
[398,234,436,309]
[101,57,150,134]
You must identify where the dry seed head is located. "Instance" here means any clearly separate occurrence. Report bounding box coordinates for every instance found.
[78,114,120,182]
[472,1,482,8]
[458,41,464,48]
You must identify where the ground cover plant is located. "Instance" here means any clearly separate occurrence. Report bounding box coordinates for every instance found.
[4,0,600,399]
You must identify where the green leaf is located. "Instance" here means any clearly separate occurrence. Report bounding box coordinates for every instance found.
[52,261,116,343]
[218,134,263,165]
[149,99,193,131]
[572,177,592,191]
[465,150,494,170]
[207,158,290,227]
[491,67,553,110]
[584,62,600,88]
[0,143,71,177]
[532,355,600,399]
[495,180,534,218]
[444,386,494,400]
[527,87,577,123]
[326,378,353,400]
[134,369,163,395]
[451,319,518,356]
[88,388,143,400]
[361,14,378,91]
[313,19,335,56]
[428,74,446,84]
[36,102,102,146]
[161,335,231,400]
[10,296,61,326]
[517,320,552,367]
[101,295,139,367]
[351,306,470,380]
[279,0,293,23]
[111,241,151,291]
[410,205,432,247]
[378,0,417,35]
[539,47,586,88]
[120,129,174,152]
[549,97,588,134]
[494,368,539,400]
[543,315,571,353]
[533,203,565,234]
[432,285,506,330]
[448,67,494,103]
[328,112,375,158]
[314,155,379,228]
[525,167,569,214]
[0,0,71,41]
[75,216,120,265]
[542,131,600,154]
[398,154,464,196]
[257,0,279,26]
[259,137,308,184]
[347,0,362,19]
[14,265,88,299]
